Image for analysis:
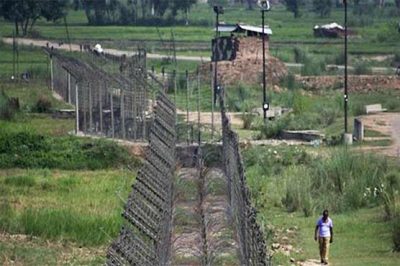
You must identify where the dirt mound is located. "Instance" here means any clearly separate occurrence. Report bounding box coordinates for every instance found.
[297,75,400,92]
[200,37,288,87]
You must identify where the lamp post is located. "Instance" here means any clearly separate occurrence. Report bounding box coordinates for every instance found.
[344,0,348,134]
[260,0,270,123]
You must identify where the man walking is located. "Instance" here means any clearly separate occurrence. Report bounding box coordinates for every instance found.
[314,210,333,265]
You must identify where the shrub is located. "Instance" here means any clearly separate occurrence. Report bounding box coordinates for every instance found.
[293,47,307,64]
[301,57,325,76]
[256,117,288,139]
[279,73,297,91]
[353,61,372,75]
[242,112,255,130]
[392,52,400,67]
[0,90,19,120]
[34,96,52,113]
[393,215,400,252]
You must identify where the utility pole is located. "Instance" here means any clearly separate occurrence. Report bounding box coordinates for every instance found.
[213,6,223,106]
[260,1,271,124]
[344,0,349,134]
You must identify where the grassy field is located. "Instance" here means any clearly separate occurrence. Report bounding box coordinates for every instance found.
[0,168,134,264]
[265,207,400,265]
[0,4,398,58]
[0,80,141,264]
[243,145,400,265]
[0,2,399,264]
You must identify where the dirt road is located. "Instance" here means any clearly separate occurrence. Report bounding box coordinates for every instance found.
[3,37,397,73]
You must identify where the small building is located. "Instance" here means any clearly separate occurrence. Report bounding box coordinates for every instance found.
[313,22,345,38]
[216,23,273,38]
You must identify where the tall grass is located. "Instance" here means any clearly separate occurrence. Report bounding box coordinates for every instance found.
[244,147,397,217]
[0,168,135,247]
[19,208,121,246]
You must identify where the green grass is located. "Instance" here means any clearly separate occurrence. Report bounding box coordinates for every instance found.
[0,240,105,265]
[0,129,136,170]
[243,145,400,265]
[0,43,48,79]
[0,168,135,247]
[263,207,400,266]
[0,4,398,61]
[0,80,72,111]
[0,113,74,136]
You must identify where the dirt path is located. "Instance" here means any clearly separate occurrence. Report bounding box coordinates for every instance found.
[359,112,400,157]
[2,37,209,62]
[171,167,238,265]
[176,110,243,127]
[3,37,397,73]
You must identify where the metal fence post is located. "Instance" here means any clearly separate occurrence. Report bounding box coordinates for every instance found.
[186,70,190,144]
[75,83,79,134]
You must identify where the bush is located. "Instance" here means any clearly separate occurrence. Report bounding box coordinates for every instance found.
[0,90,19,120]
[353,61,372,75]
[301,57,325,76]
[392,52,400,67]
[242,112,255,130]
[280,73,298,91]
[34,96,52,113]
[393,215,400,252]
[293,47,307,64]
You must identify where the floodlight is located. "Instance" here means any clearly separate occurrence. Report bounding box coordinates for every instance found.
[258,0,270,11]
[213,6,224,15]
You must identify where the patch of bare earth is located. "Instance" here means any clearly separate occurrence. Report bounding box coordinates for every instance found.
[358,113,400,157]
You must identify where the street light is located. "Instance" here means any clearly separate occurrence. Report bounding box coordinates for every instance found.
[259,0,270,123]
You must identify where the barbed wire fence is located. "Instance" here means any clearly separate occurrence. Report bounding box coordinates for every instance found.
[107,91,176,265]
[219,90,270,265]
[147,66,222,144]
[44,46,269,265]
[47,48,153,141]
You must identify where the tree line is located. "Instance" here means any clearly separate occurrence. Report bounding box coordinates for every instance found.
[284,0,400,18]
[1,0,399,36]
[0,0,198,36]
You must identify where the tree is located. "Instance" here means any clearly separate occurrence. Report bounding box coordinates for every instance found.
[170,0,196,17]
[81,0,119,25]
[313,0,332,17]
[0,0,68,36]
[284,0,304,18]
